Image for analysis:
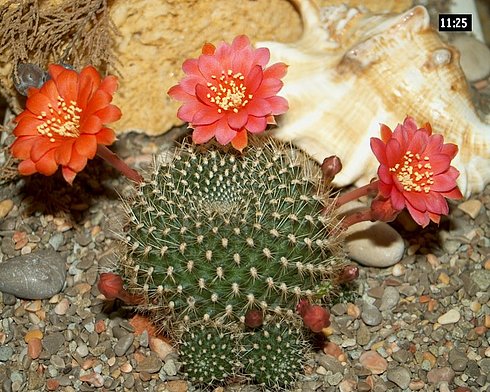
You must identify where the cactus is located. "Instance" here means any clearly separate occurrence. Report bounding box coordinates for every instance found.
[123,140,343,327]
[241,321,308,388]
[179,324,237,384]
[120,137,345,330]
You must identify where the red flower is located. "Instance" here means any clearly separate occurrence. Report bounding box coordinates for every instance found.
[370,116,463,227]
[168,35,288,151]
[11,64,121,184]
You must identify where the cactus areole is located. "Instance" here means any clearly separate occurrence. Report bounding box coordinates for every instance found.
[121,138,344,328]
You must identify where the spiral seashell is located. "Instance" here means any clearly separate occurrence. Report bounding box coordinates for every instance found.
[260,0,490,198]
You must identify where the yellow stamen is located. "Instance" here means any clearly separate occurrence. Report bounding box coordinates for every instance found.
[36,96,82,142]
[206,70,251,113]
[390,151,433,193]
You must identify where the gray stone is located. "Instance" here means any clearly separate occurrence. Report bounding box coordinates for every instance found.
[386,366,411,389]
[114,333,134,357]
[379,286,400,311]
[314,353,344,375]
[356,322,371,346]
[1,293,16,306]
[48,232,65,251]
[392,349,412,364]
[0,346,13,362]
[42,332,65,355]
[0,250,66,299]
[162,359,177,376]
[361,302,382,326]
[470,270,490,291]
[479,358,490,376]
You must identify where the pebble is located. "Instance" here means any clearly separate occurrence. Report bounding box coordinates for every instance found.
[0,250,66,299]
[386,366,411,389]
[359,351,387,375]
[356,322,371,346]
[427,367,455,384]
[114,333,134,356]
[42,332,65,355]
[379,286,400,311]
[27,338,42,360]
[437,309,461,325]
[451,35,490,82]
[457,199,483,219]
[470,269,490,291]
[163,359,178,376]
[54,298,70,315]
[361,302,382,326]
[0,346,13,362]
[0,199,14,219]
[149,336,175,360]
[135,354,162,373]
[344,220,405,267]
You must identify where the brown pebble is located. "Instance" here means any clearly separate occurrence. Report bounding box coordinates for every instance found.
[409,380,426,390]
[423,352,437,367]
[79,372,104,387]
[484,259,490,270]
[323,342,343,359]
[95,319,106,334]
[419,295,431,303]
[120,362,133,373]
[437,272,450,285]
[27,338,42,359]
[54,299,70,315]
[24,300,42,312]
[485,315,490,328]
[0,199,14,219]
[346,303,360,318]
[149,336,175,360]
[164,380,188,392]
[474,326,487,336]
[46,378,60,391]
[428,299,438,312]
[359,351,387,374]
[426,253,440,268]
[25,329,43,343]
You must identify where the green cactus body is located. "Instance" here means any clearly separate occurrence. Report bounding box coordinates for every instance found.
[122,138,344,327]
[241,322,308,388]
[179,325,237,384]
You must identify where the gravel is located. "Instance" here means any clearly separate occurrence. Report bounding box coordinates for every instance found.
[0,128,489,392]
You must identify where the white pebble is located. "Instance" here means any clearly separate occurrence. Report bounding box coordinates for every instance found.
[392,263,405,277]
[437,308,461,325]
[451,35,490,82]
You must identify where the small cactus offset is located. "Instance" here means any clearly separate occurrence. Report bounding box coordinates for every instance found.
[120,137,345,329]
[240,321,309,388]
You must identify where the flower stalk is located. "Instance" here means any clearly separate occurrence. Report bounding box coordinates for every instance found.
[96,145,143,183]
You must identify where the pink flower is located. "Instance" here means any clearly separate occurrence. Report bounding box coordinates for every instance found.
[370,116,463,227]
[168,35,288,151]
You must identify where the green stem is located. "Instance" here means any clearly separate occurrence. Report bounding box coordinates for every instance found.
[96,144,143,183]
[335,180,380,208]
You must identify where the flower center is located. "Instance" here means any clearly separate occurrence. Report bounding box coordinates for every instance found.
[36,96,82,142]
[206,70,253,113]
[390,150,434,193]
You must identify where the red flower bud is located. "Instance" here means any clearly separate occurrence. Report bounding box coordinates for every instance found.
[338,264,359,284]
[98,272,124,300]
[321,155,342,183]
[244,309,264,328]
[297,299,331,333]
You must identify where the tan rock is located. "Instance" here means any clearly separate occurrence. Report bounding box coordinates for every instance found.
[359,350,388,375]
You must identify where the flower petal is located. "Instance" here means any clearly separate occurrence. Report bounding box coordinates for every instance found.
[68,149,88,172]
[403,191,428,212]
[263,62,287,80]
[245,98,272,117]
[231,129,248,152]
[266,95,289,115]
[26,90,53,115]
[35,149,58,175]
[62,166,77,185]
[370,137,388,165]
[385,138,402,168]
[214,118,236,145]
[11,136,37,159]
[31,138,56,162]
[95,127,116,145]
[99,75,118,96]
[84,90,112,117]
[425,191,448,215]
[192,123,217,144]
[94,104,122,124]
[253,47,270,67]
[75,134,97,158]
[379,124,392,143]
[390,188,406,210]
[80,115,103,134]
[245,116,267,134]
[254,78,284,98]
[405,201,430,227]
[77,66,101,109]
[54,139,74,165]
[377,165,393,184]
[227,110,248,130]
[244,65,264,94]
[431,172,458,192]
[55,68,79,104]
[13,116,43,136]
[429,154,451,175]
[18,159,37,175]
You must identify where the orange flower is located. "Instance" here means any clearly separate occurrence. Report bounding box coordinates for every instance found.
[168,35,288,151]
[11,64,121,184]
[370,116,463,227]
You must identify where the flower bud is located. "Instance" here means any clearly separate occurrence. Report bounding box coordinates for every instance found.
[321,156,342,183]
[244,309,264,328]
[338,265,359,283]
[98,272,124,300]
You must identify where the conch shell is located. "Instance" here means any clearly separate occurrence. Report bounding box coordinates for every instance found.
[260,0,490,198]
